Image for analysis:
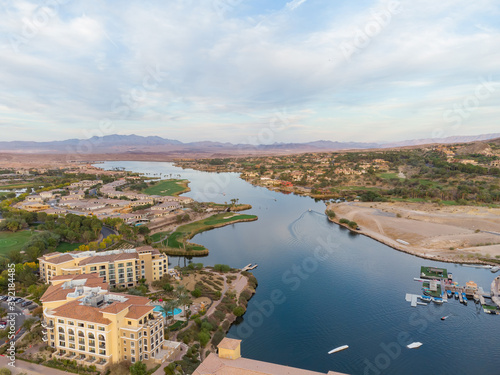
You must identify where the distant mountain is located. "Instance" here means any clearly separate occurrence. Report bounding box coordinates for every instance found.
[0,133,499,155]
[382,133,500,148]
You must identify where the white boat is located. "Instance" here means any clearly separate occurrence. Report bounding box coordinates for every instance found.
[407,342,423,349]
[491,266,500,273]
[328,345,349,354]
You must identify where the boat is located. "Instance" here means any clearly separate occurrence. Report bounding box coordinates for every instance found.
[420,295,432,302]
[462,293,468,305]
[328,345,349,354]
[433,297,444,304]
[447,290,452,298]
[441,315,450,320]
[407,342,423,349]
[491,266,500,273]
[454,291,459,299]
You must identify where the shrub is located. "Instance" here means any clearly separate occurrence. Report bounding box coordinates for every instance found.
[233,306,246,317]
[191,289,202,298]
[326,210,336,219]
[198,331,211,347]
[339,218,349,224]
[211,330,225,347]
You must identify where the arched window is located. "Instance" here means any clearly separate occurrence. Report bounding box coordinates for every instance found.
[98,334,105,341]
[78,331,84,337]
[58,327,64,333]
[68,329,74,335]
[88,332,95,339]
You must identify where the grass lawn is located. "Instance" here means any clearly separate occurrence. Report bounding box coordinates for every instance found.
[0,182,33,190]
[143,179,189,196]
[151,231,170,242]
[0,230,32,257]
[164,213,257,251]
[56,242,83,252]
[379,172,399,179]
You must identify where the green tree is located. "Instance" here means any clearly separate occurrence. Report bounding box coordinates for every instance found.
[129,361,147,375]
[233,306,246,317]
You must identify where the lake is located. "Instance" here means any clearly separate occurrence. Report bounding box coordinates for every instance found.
[100,161,500,375]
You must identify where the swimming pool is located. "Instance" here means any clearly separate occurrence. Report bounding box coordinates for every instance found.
[153,305,182,317]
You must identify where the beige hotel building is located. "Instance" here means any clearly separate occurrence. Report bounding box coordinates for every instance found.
[38,246,168,288]
[41,274,169,370]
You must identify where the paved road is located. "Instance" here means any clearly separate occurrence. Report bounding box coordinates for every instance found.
[0,301,27,346]
[101,225,116,240]
[0,355,69,375]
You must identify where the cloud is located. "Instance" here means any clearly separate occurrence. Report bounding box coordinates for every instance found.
[286,0,308,11]
[0,0,499,143]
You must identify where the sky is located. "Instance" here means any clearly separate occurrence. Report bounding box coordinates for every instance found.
[0,0,499,145]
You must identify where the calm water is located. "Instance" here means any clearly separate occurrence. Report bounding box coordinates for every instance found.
[100,161,500,375]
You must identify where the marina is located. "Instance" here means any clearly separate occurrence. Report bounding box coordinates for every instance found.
[407,265,500,314]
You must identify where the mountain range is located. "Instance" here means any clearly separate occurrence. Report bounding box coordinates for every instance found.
[0,133,499,156]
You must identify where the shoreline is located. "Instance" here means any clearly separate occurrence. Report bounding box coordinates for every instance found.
[157,215,258,257]
[326,205,500,266]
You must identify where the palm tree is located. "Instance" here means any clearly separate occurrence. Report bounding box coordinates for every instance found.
[159,299,178,325]
[177,293,191,319]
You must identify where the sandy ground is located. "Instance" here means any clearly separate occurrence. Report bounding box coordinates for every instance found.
[328,201,500,263]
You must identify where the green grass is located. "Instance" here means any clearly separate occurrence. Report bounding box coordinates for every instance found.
[0,230,32,256]
[204,214,256,225]
[0,182,33,190]
[56,242,83,252]
[143,179,189,196]
[151,231,170,242]
[391,197,429,203]
[379,172,399,179]
[163,213,257,251]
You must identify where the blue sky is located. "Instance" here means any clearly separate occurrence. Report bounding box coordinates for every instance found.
[0,0,499,144]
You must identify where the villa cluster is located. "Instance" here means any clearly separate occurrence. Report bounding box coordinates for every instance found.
[15,178,193,226]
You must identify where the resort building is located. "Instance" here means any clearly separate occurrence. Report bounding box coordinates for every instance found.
[41,274,167,371]
[194,338,347,375]
[38,247,168,287]
[69,180,103,189]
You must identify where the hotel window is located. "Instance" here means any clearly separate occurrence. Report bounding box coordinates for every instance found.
[58,319,64,324]
[79,345,85,351]
[128,321,131,325]
[68,321,74,326]
[90,266,97,271]
[131,342,135,347]
[88,324,94,329]
[100,265,106,270]
[131,334,135,339]
[127,262,132,266]
[78,323,84,327]
[59,341,65,347]
[131,349,135,355]
[98,327,105,331]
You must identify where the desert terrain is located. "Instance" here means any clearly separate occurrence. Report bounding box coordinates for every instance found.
[328,201,500,263]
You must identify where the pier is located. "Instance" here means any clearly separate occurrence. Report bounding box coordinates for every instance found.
[242,263,258,271]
